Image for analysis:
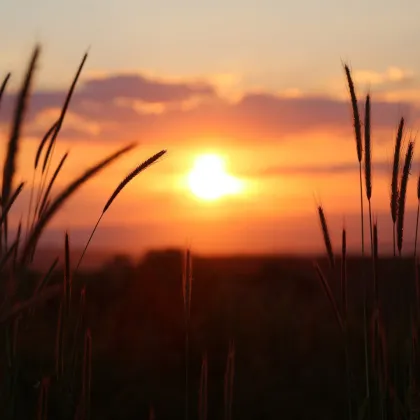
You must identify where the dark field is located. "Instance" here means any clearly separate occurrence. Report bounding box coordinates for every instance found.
[6,250,418,420]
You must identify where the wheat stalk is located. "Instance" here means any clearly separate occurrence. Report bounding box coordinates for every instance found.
[19,142,136,265]
[33,53,87,231]
[415,175,420,258]
[397,140,415,256]
[391,117,404,257]
[364,94,374,256]
[344,63,364,255]
[2,46,39,207]
[2,46,39,255]
[75,149,166,271]
[318,205,335,269]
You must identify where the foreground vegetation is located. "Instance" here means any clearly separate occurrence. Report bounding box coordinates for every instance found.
[0,46,166,419]
[0,47,419,419]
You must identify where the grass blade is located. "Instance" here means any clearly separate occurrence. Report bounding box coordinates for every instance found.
[102,150,166,213]
[19,142,136,265]
[318,205,335,269]
[397,141,415,255]
[344,63,363,162]
[34,120,59,171]
[415,175,420,257]
[75,149,165,272]
[0,182,24,229]
[391,117,404,257]
[0,73,11,109]
[41,53,88,174]
[37,152,68,218]
[364,94,372,201]
[2,46,39,206]
[64,231,71,317]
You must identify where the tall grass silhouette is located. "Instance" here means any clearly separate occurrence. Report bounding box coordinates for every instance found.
[0,45,166,419]
[315,64,419,420]
[2,46,420,420]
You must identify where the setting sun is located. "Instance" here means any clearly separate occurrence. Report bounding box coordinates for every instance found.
[187,154,243,201]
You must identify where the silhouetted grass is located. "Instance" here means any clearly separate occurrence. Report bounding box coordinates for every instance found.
[0,46,165,419]
[2,46,420,420]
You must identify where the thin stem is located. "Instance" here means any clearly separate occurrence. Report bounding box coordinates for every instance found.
[25,170,35,245]
[368,200,373,257]
[363,290,370,400]
[415,202,419,258]
[359,162,365,256]
[344,330,353,420]
[185,317,189,420]
[360,160,370,403]
[393,222,396,258]
[75,213,103,273]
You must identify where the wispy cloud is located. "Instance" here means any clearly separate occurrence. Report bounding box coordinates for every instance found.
[353,67,414,86]
[0,72,416,146]
[253,160,420,177]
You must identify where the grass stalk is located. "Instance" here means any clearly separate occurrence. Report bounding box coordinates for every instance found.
[344,63,364,255]
[75,150,166,272]
[397,141,415,256]
[183,249,193,420]
[414,175,420,258]
[392,118,404,257]
[364,94,373,256]
[318,205,335,269]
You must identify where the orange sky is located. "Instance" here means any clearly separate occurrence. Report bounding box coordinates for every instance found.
[2,0,420,256]
[1,61,419,257]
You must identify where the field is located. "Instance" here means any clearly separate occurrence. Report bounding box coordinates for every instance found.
[1,252,415,419]
[1,46,420,420]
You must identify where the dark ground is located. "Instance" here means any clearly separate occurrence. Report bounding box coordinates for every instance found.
[4,250,418,419]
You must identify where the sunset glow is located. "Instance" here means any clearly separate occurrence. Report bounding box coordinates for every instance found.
[1,0,420,255]
[187,154,243,201]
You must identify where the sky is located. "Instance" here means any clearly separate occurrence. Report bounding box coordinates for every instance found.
[1,0,420,256]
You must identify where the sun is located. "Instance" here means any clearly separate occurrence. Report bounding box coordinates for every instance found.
[187,154,243,201]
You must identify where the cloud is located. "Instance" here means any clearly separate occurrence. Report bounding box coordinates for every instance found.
[353,67,414,86]
[80,74,215,103]
[0,71,417,146]
[252,160,420,177]
[0,72,216,122]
